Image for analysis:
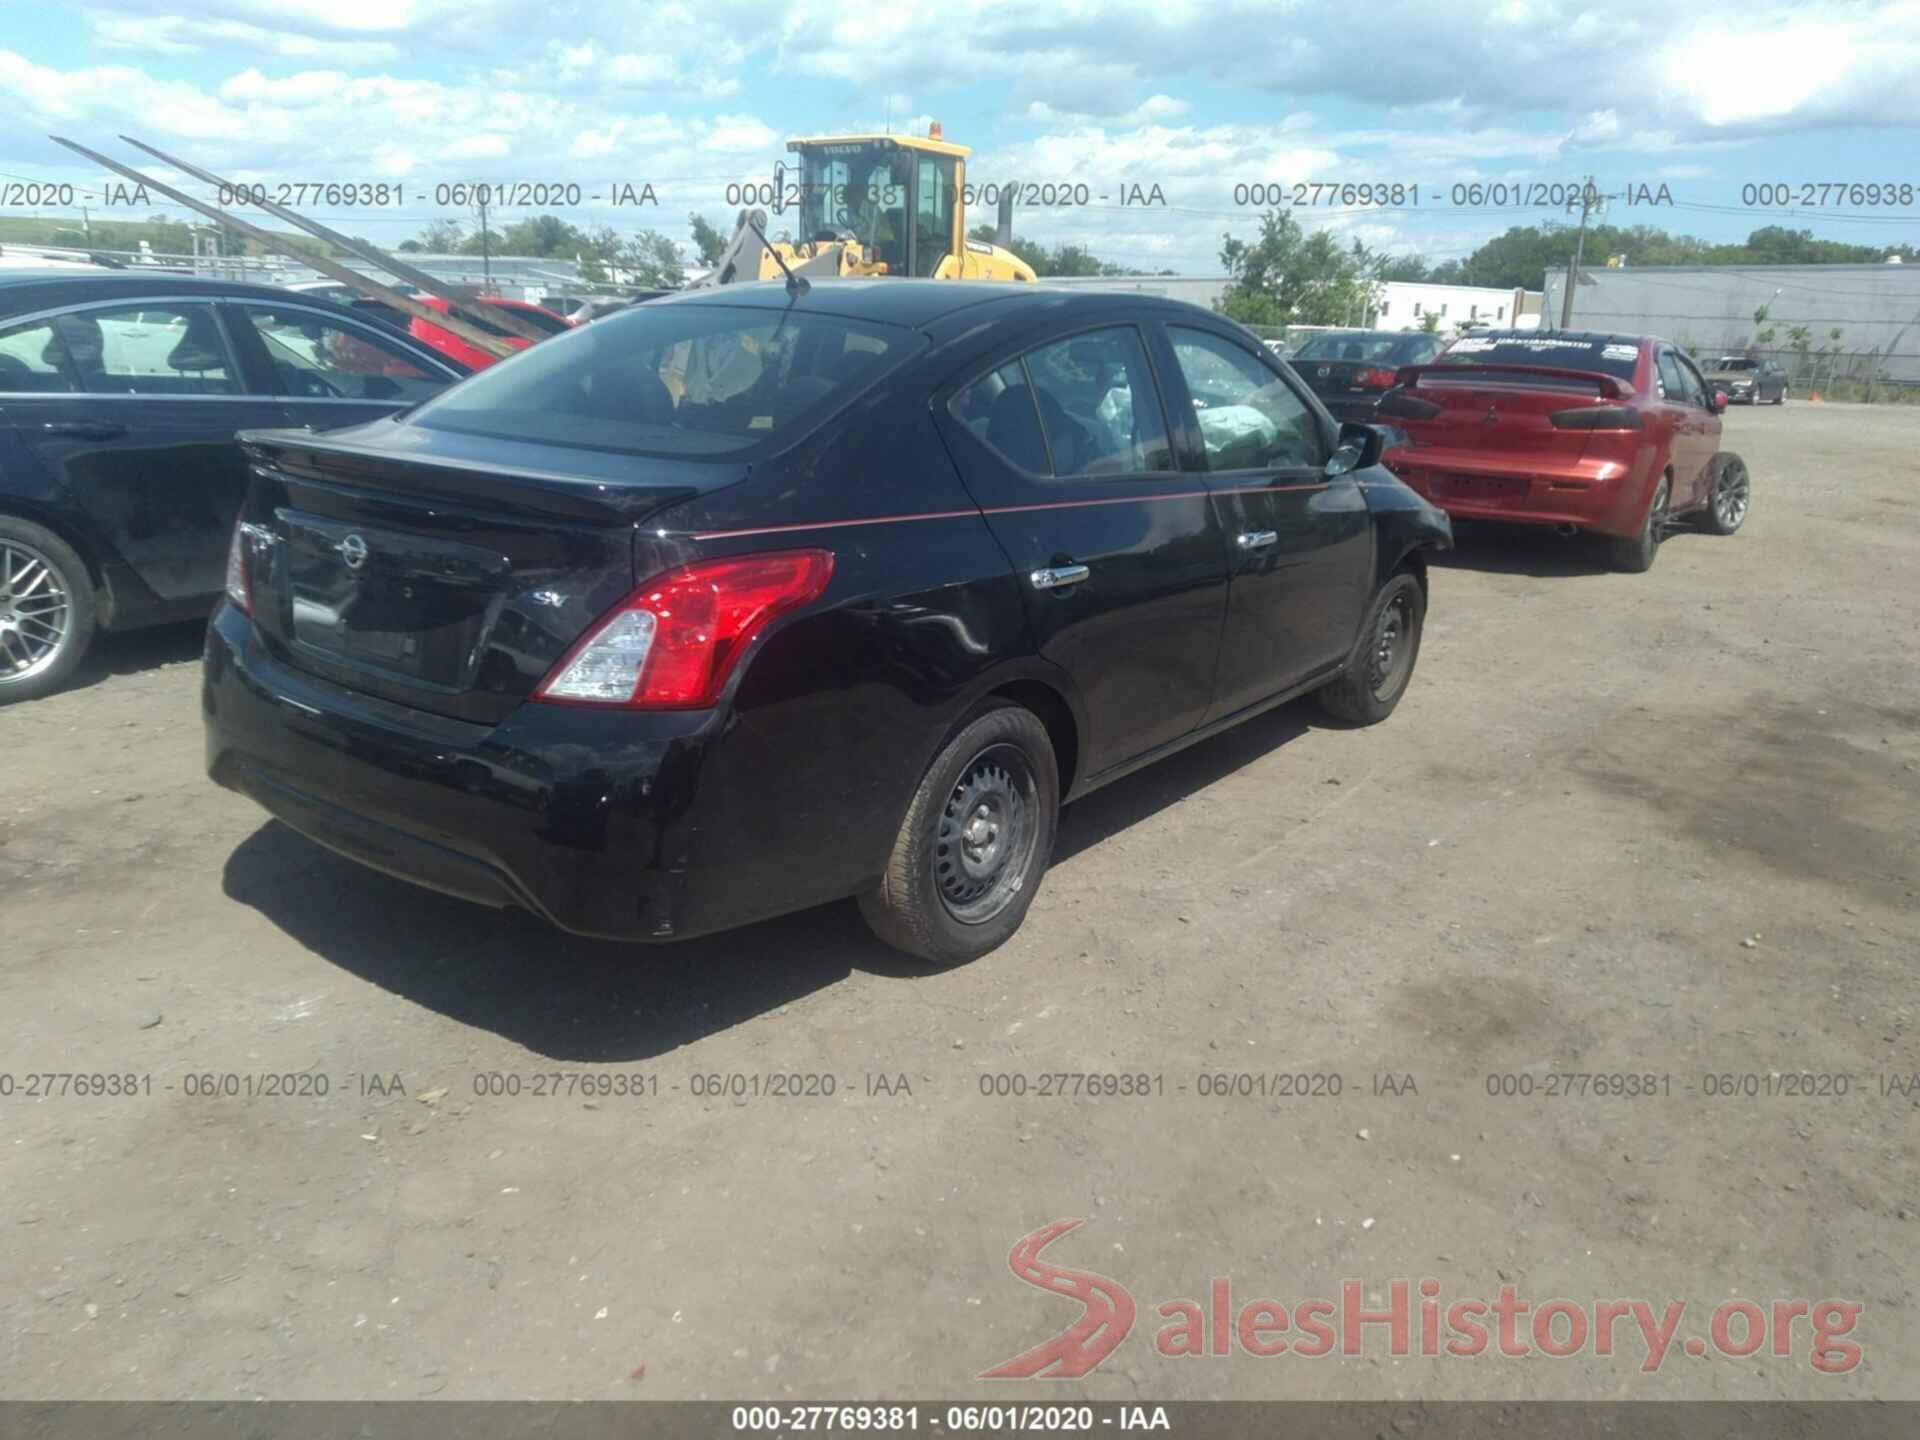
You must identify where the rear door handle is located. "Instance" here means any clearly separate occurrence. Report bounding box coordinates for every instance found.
[38,421,127,440]
[1237,529,1278,550]
[1029,563,1091,591]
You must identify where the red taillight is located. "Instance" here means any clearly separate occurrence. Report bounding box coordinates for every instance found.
[224,519,253,615]
[1356,367,1396,388]
[534,549,835,709]
[1376,389,1441,420]
[1548,405,1642,430]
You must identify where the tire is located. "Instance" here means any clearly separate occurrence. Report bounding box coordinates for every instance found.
[1608,476,1670,574]
[0,516,95,704]
[1316,570,1426,726]
[858,703,1060,965]
[1701,456,1751,536]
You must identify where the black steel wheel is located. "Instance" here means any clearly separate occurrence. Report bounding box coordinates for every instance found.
[860,703,1060,965]
[1317,569,1426,726]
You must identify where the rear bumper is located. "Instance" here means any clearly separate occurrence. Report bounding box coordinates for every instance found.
[202,604,861,942]
[1380,446,1653,538]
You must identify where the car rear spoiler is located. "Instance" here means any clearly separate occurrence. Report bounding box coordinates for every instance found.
[1390,364,1635,400]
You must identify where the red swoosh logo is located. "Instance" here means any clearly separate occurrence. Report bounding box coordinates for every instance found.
[979,1219,1135,1378]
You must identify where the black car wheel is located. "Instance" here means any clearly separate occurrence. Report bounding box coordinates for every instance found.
[1609,476,1670,574]
[859,702,1060,965]
[1703,457,1751,535]
[0,517,94,704]
[1316,570,1426,726]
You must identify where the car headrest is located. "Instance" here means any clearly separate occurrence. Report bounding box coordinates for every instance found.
[166,311,228,372]
[46,314,103,368]
[987,384,1045,469]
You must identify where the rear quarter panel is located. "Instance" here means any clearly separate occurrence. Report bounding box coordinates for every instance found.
[633,381,1061,912]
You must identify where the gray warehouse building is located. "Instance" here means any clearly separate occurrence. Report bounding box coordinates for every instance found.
[1541,261,1920,389]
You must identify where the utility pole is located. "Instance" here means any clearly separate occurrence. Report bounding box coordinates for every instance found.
[474,193,493,289]
[1559,175,1602,330]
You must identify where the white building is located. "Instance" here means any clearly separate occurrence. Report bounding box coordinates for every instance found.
[1368,282,1542,331]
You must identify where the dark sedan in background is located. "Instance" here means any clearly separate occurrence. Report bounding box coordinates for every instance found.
[1290,329,1446,421]
[0,272,466,701]
[1705,354,1788,405]
[206,281,1451,964]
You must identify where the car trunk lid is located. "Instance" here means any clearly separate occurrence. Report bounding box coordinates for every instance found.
[1384,363,1632,464]
[235,424,727,724]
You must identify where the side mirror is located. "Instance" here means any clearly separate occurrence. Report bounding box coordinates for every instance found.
[1325,420,1384,477]
[1711,390,1728,413]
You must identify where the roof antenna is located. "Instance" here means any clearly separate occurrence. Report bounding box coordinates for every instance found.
[746,213,809,299]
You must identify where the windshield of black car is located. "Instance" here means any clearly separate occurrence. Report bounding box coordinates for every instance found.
[1714,358,1756,371]
[408,302,922,458]
[1436,335,1640,380]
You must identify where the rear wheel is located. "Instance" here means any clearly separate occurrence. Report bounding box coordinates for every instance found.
[1317,570,1425,726]
[1609,476,1670,573]
[1702,457,1751,535]
[858,703,1060,966]
[0,517,94,704]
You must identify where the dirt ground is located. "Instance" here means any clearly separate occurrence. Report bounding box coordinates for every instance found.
[2,400,1916,1402]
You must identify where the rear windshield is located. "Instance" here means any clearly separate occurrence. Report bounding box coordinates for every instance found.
[1435,335,1641,380]
[409,302,922,458]
[1294,332,1438,364]
[1712,357,1755,371]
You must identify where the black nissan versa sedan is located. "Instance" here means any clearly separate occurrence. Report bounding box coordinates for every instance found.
[0,272,467,701]
[204,280,1451,964]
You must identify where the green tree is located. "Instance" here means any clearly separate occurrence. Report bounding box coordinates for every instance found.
[617,229,685,288]
[1214,209,1381,328]
[689,212,728,268]
[416,218,465,252]
[477,214,588,258]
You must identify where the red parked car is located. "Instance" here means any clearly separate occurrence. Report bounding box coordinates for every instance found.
[1377,331,1751,571]
[362,291,568,368]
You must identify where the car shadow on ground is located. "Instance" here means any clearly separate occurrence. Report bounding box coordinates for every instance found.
[1429,521,1618,577]
[56,619,207,697]
[1433,518,1714,578]
[220,699,1324,1061]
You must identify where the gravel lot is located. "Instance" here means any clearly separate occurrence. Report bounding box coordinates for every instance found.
[3,400,1916,1401]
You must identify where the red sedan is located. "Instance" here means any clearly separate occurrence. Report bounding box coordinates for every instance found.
[406,295,573,370]
[1377,331,1752,571]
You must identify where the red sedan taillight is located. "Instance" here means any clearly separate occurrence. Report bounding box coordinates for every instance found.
[1356,367,1397,388]
[1376,389,1441,420]
[534,550,835,709]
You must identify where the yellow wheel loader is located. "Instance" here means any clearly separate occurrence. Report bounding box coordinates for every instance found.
[697,124,1037,287]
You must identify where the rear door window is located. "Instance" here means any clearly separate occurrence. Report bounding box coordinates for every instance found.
[238,304,454,403]
[951,326,1172,478]
[952,361,1049,474]
[1655,350,1689,402]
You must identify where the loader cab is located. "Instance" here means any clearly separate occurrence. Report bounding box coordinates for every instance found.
[787,135,961,279]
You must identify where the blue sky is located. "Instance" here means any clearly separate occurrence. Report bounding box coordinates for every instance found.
[2,0,1917,273]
